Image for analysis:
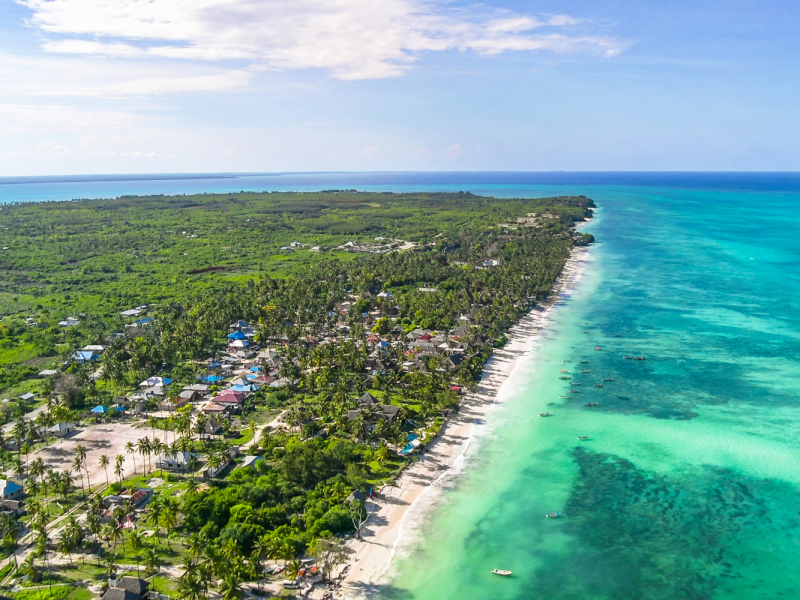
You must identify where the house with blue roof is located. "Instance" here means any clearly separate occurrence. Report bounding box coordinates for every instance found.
[0,479,23,501]
[73,350,98,363]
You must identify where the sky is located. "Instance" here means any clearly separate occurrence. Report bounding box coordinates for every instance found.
[1,0,799,175]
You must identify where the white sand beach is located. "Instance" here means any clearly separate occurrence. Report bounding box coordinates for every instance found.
[334,244,592,599]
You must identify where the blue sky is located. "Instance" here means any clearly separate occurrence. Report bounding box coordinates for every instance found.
[0,0,798,175]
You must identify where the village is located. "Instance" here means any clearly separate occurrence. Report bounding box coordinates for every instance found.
[0,192,594,600]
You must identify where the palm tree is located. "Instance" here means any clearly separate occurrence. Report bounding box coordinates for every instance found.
[142,546,162,591]
[75,444,91,492]
[72,456,85,497]
[99,454,110,489]
[125,442,137,474]
[137,437,151,474]
[178,560,204,600]
[219,571,244,600]
[159,503,178,550]
[114,454,125,487]
[127,529,144,575]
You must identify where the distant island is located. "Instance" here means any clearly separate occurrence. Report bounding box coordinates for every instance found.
[0,191,593,598]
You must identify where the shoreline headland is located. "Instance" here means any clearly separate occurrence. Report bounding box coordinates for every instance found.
[335,242,593,599]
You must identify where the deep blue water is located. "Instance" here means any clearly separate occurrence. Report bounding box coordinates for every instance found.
[2,171,800,204]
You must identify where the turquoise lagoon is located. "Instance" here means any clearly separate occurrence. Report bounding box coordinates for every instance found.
[376,183,800,600]
[4,173,799,599]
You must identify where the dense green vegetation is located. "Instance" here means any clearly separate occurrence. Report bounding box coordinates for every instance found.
[0,191,594,597]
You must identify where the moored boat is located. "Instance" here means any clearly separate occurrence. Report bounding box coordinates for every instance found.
[539,412,552,417]
[602,378,614,381]
[559,395,569,398]
[616,395,629,400]
[545,512,562,518]
[492,569,513,576]
[595,384,603,388]
[577,436,589,440]
[585,402,598,407]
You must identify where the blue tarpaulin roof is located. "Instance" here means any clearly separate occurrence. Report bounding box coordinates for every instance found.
[227,331,247,340]
[91,405,108,413]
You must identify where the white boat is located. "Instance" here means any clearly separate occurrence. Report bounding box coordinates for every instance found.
[491,569,512,576]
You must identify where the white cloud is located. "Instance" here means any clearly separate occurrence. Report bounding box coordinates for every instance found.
[17,0,628,80]
[0,52,254,97]
[443,142,461,158]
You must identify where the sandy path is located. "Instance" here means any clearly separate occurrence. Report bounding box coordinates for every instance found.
[338,246,591,599]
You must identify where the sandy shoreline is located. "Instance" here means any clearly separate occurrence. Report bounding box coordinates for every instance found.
[334,243,592,599]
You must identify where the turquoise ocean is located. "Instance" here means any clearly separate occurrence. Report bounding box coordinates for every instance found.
[3,172,799,599]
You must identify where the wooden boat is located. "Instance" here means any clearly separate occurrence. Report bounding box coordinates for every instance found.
[545,512,561,518]
[633,356,647,361]
[539,412,552,417]
[595,384,603,388]
[577,436,589,440]
[594,346,602,351]
[585,402,598,407]
[580,360,590,364]
[602,378,614,381]
[580,369,591,373]
[569,390,580,394]
[562,359,572,363]
[559,395,569,398]
[561,369,570,373]
[570,382,581,386]
[559,376,571,380]
[492,569,513,576]
[616,395,629,400]
[623,356,633,360]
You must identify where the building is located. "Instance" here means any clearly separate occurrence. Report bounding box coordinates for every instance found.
[0,479,24,501]
[154,451,199,472]
[102,576,150,600]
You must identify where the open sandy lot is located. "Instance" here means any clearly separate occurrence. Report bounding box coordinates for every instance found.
[33,422,170,489]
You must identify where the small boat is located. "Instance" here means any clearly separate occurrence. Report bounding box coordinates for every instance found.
[561,369,569,373]
[602,378,614,381]
[559,395,569,398]
[580,360,590,364]
[595,384,603,388]
[594,346,602,351]
[623,356,633,360]
[614,334,622,337]
[577,436,589,440]
[569,390,580,394]
[633,356,647,361]
[492,569,513,576]
[616,395,629,400]
[562,359,572,363]
[570,382,581,386]
[580,369,591,373]
[545,512,561,518]
[585,402,598,407]
[559,376,571,380]
[539,412,552,417]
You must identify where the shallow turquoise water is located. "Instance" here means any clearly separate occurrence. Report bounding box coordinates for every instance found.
[382,185,800,600]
